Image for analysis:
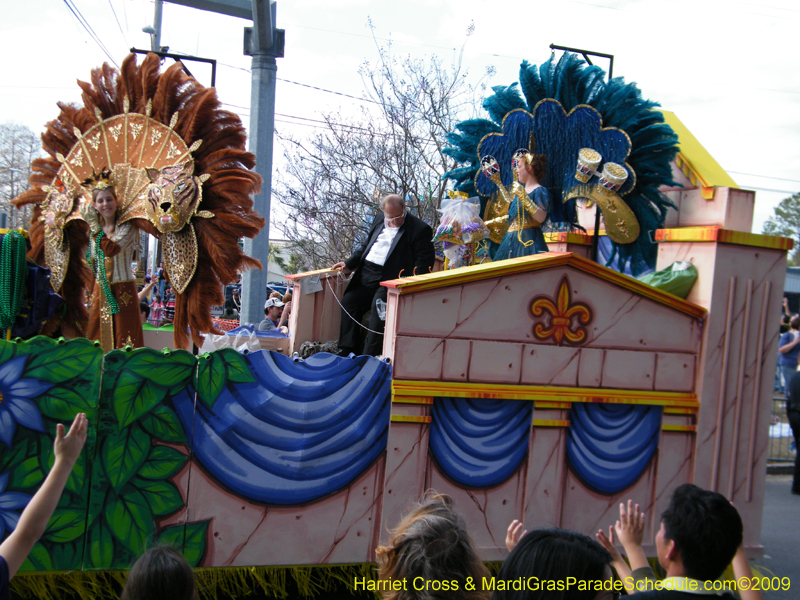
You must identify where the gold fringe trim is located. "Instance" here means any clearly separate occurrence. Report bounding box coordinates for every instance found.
[11,570,127,600]
[10,564,382,600]
[9,559,772,600]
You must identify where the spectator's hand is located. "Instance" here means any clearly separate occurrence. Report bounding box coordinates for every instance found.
[596,527,624,565]
[615,500,645,548]
[54,413,88,469]
[279,326,289,335]
[505,519,527,552]
[332,261,351,276]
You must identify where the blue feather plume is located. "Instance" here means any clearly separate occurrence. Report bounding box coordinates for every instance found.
[443,53,679,275]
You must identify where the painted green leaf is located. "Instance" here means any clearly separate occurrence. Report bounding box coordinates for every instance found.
[0,341,15,366]
[11,456,44,489]
[125,351,195,388]
[138,446,187,480]
[65,452,86,495]
[105,488,154,556]
[140,404,187,443]
[43,508,86,543]
[21,543,53,572]
[181,520,210,567]
[24,342,98,383]
[87,520,115,569]
[223,349,256,384]
[157,520,210,567]
[157,523,185,547]
[85,484,108,531]
[133,478,184,516]
[196,353,226,409]
[51,540,81,570]
[113,370,168,428]
[0,433,33,473]
[38,386,95,421]
[102,425,150,492]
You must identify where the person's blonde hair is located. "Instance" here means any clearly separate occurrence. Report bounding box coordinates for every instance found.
[375,492,489,600]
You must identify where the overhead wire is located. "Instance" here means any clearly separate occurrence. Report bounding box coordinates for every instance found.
[61,0,119,67]
[107,0,129,47]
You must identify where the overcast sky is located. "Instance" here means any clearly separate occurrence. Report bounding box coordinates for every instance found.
[2,0,798,235]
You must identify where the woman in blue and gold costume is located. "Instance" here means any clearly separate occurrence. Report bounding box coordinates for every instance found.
[489,151,550,260]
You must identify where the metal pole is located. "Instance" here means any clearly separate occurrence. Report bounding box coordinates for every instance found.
[240,52,276,326]
[153,0,163,52]
[550,44,614,264]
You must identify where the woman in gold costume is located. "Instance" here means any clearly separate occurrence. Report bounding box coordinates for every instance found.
[491,152,550,260]
[80,170,148,350]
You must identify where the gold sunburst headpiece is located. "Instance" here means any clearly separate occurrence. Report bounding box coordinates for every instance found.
[81,167,114,192]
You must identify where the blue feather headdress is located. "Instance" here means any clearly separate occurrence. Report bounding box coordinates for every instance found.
[443,53,679,275]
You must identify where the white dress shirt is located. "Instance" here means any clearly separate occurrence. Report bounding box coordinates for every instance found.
[364,225,400,266]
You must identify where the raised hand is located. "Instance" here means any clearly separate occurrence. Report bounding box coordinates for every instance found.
[54,413,88,469]
[505,519,528,552]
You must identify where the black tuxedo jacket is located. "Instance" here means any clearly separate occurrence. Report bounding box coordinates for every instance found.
[344,211,435,283]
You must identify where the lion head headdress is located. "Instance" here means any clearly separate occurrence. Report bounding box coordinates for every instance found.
[13,53,265,349]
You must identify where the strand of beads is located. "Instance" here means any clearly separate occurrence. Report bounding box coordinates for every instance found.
[93,230,120,315]
[0,231,28,338]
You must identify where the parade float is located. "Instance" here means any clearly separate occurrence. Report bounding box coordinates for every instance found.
[0,51,790,597]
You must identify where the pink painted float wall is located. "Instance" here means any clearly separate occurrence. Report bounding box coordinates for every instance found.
[125,181,788,567]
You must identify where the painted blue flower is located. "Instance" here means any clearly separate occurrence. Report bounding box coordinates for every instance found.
[0,472,31,538]
[0,355,51,447]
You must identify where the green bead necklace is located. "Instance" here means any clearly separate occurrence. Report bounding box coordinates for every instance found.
[93,230,120,315]
[0,231,28,338]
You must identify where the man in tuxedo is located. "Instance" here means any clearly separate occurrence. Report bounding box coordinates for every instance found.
[333,194,434,356]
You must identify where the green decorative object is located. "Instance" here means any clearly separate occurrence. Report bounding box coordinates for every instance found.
[0,231,28,338]
[638,260,698,300]
[92,230,119,315]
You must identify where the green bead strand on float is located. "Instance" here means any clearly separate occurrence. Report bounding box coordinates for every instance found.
[0,231,28,337]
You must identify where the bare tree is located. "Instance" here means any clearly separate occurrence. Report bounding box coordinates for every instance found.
[274,21,493,269]
[0,123,40,229]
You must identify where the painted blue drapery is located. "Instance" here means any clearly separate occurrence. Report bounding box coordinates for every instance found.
[173,352,391,505]
[567,402,662,494]
[430,397,533,487]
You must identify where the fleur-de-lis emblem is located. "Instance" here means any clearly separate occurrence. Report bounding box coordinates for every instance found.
[530,276,593,345]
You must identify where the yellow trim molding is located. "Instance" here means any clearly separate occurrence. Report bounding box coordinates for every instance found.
[392,397,434,405]
[535,401,573,409]
[391,415,431,424]
[664,406,698,415]
[655,226,793,251]
[392,380,699,408]
[532,419,570,428]
[662,424,696,432]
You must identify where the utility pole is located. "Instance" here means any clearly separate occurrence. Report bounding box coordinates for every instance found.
[241,0,283,325]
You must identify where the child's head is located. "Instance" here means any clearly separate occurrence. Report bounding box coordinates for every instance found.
[658,483,742,581]
[120,546,196,600]
[376,492,489,600]
[494,528,612,600]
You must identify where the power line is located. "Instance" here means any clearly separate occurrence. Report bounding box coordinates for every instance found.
[217,62,381,105]
[728,171,800,184]
[107,0,129,47]
[747,186,797,194]
[62,0,118,67]
[277,78,379,104]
